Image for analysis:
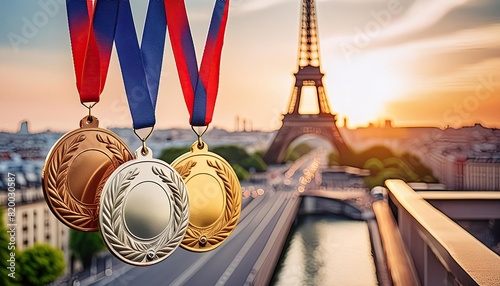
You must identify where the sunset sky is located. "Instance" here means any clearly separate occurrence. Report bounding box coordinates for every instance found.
[1,0,499,133]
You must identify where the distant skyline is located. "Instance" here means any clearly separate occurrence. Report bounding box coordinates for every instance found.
[1,0,499,133]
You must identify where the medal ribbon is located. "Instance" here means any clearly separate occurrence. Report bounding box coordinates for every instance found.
[165,0,230,126]
[114,0,167,130]
[66,0,118,103]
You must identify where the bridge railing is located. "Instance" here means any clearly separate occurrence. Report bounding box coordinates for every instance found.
[372,200,420,286]
[383,179,500,286]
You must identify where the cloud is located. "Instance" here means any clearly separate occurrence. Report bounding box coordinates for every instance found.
[394,23,500,53]
[379,0,470,41]
[331,21,500,75]
[356,23,500,91]
[324,0,471,49]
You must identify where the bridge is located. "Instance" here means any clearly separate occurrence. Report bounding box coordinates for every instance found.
[377,180,500,285]
[64,150,500,286]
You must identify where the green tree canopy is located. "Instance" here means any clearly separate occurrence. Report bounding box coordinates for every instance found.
[69,230,105,268]
[232,164,251,181]
[211,145,250,164]
[328,145,437,188]
[240,154,267,172]
[159,146,190,164]
[284,143,313,162]
[17,243,65,286]
[159,145,268,181]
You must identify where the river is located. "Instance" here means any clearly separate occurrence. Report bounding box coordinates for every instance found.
[272,214,378,286]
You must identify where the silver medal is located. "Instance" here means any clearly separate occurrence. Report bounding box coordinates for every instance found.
[99,147,189,266]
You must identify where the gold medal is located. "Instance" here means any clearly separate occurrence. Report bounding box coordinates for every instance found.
[99,146,189,266]
[42,116,132,231]
[164,0,236,252]
[172,139,241,252]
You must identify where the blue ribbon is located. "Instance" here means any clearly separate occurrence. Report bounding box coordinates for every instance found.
[114,0,167,129]
[165,0,230,126]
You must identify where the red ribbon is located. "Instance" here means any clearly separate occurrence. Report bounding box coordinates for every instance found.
[66,0,114,103]
[165,0,230,126]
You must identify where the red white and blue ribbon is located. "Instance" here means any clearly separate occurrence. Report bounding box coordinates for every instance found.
[114,0,167,130]
[66,0,118,103]
[165,0,230,126]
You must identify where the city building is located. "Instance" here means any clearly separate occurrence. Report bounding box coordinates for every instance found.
[320,166,370,190]
[417,124,500,190]
[0,188,70,270]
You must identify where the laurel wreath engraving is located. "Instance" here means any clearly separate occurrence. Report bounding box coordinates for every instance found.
[152,166,189,258]
[101,168,146,261]
[182,159,241,249]
[44,132,132,230]
[96,134,133,165]
[100,165,189,264]
[45,134,97,228]
[175,160,197,179]
[94,134,133,206]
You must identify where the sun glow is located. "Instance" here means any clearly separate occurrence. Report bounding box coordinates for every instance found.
[325,53,406,128]
[298,86,321,114]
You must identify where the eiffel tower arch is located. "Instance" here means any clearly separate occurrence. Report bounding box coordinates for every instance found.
[264,0,350,164]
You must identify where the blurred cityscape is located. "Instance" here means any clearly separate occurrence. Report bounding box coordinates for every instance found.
[3,120,499,194]
[1,0,499,283]
[1,119,499,284]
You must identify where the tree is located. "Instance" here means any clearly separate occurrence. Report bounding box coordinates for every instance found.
[240,154,267,172]
[0,208,14,286]
[212,145,250,164]
[17,243,65,286]
[232,164,250,181]
[284,143,313,162]
[159,145,268,181]
[327,152,340,166]
[158,146,190,164]
[329,145,438,188]
[69,230,105,268]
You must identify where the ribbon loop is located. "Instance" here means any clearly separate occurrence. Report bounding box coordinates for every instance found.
[165,0,230,126]
[114,0,167,130]
[66,0,118,104]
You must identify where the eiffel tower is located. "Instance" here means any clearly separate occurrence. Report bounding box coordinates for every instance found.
[264,0,349,164]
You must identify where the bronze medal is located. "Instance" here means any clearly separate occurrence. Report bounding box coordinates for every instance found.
[41,116,132,231]
[99,147,189,266]
[171,140,241,252]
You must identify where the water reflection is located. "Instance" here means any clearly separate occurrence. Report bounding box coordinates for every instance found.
[272,214,377,286]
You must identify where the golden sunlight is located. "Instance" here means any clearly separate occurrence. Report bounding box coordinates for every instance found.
[328,53,406,128]
[298,86,320,114]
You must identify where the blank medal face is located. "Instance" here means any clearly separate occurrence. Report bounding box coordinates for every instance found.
[68,150,113,203]
[187,173,225,226]
[99,147,189,266]
[172,142,242,252]
[123,181,172,239]
[42,116,132,231]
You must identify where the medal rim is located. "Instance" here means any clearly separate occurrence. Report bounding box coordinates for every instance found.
[171,142,242,252]
[41,125,132,232]
[99,155,190,266]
